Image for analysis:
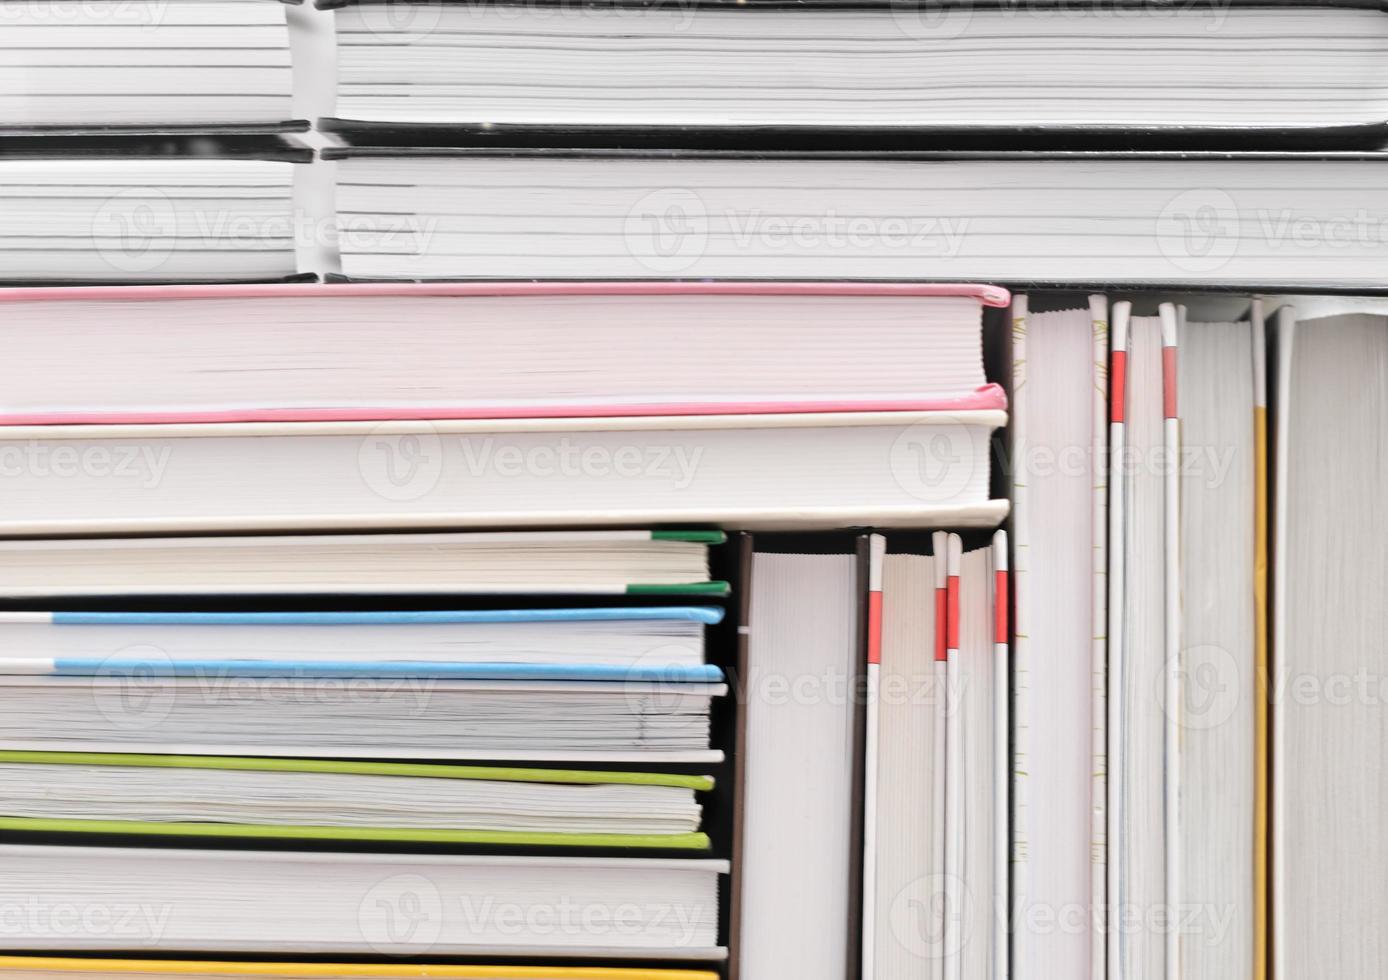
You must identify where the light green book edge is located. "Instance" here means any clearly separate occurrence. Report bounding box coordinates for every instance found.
[0,750,714,791]
[0,816,710,850]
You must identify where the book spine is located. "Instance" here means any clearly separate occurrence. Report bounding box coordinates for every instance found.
[931,529,949,980]
[1160,303,1182,980]
[861,533,886,980]
[1008,295,1030,980]
[1106,300,1131,980]
[944,533,964,980]
[992,529,1011,980]
[1251,298,1270,980]
[1089,292,1110,980]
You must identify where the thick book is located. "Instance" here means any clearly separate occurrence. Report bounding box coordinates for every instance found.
[0,0,303,134]
[1009,294,1108,980]
[0,411,1008,535]
[0,529,729,598]
[320,0,1388,139]
[739,539,868,980]
[0,675,727,763]
[325,140,1388,288]
[0,962,719,980]
[0,606,725,682]
[0,750,714,849]
[1273,305,1388,979]
[0,845,729,958]
[0,136,308,284]
[0,281,1008,424]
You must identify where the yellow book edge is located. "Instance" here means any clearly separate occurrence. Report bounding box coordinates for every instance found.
[0,958,717,980]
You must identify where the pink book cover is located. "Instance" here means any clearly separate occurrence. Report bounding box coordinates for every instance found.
[0,280,1010,425]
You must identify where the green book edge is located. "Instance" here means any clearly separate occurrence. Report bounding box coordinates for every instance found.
[649,530,726,544]
[0,751,714,791]
[0,816,710,850]
[626,581,730,596]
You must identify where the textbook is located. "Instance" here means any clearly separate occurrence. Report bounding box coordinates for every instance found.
[0,676,727,762]
[0,529,728,598]
[0,606,725,683]
[0,281,1007,424]
[1274,307,1388,979]
[0,136,307,283]
[0,0,299,133]
[0,411,1008,535]
[322,1,1388,136]
[1009,294,1108,980]
[0,751,713,849]
[328,141,1388,287]
[0,845,729,958]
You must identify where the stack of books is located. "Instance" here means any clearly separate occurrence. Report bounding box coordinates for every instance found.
[3,2,1388,980]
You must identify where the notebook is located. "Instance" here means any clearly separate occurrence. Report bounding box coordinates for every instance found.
[0,606,725,683]
[320,1,1388,136]
[0,136,307,283]
[0,411,1008,535]
[0,281,1008,424]
[0,751,713,849]
[326,140,1388,286]
[0,675,727,762]
[0,845,728,957]
[1273,307,1388,979]
[0,529,729,598]
[0,0,300,133]
[1009,294,1108,980]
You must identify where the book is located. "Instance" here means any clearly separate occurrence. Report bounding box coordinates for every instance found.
[0,606,725,683]
[1273,306,1388,979]
[739,542,867,980]
[952,533,1009,980]
[0,529,729,598]
[0,136,307,283]
[0,961,720,980]
[0,751,713,849]
[0,281,1008,424]
[0,411,1008,536]
[1110,302,1178,980]
[0,676,726,762]
[0,845,728,957]
[0,0,299,133]
[326,140,1388,287]
[320,1,1388,136]
[862,534,943,980]
[1009,294,1107,980]
[1174,303,1262,979]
